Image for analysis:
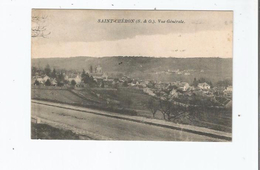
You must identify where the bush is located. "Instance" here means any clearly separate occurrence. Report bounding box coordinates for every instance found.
[45,79,51,86]
[71,80,76,86]
[34,80,40,85]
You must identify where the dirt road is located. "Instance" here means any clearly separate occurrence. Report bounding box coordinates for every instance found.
[31,102,226,141]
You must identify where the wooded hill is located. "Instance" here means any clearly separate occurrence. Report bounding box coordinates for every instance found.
[32,56,232,85]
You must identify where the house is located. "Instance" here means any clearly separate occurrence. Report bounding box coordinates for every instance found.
[68,74,82,84]
[226,86,233,92]
[95,65,103,73]
[74,75,82,84]
[224,86,232,97]
[189,86,195,91]
[50,78,57,86]
[143,88,156,96]
[36,77,44,84]
[129,82,137,86]
[198,82,210,90]
[160,96,167,100]
[102,73,108,80]
[177,71,183,75]
[155,83,165,89]
[169,88,178,98]
[43,75,50,82]
[177,82,190,91]
[139,81,147,88]
[64,75,69,81]
[104,78,114,82]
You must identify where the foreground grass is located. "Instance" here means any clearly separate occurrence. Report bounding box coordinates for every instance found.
[31,122,81,140]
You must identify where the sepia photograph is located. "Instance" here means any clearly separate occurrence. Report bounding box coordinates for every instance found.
[31,9,233,141]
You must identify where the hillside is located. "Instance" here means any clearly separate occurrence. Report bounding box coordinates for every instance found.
[32,56,232,84]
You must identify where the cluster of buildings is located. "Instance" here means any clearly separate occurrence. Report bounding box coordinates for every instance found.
[32,65,114,87]
[31,64,232,107]
[155,69,204,76]
[140,80,232,107]
[32,75,58,86]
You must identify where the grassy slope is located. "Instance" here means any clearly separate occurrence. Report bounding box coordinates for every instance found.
[31,88,137,116]
[31,122,82,140]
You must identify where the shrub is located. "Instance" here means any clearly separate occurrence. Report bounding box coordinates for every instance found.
[34,80,40,85]
[71,80,76,86]
[45,79,51,86]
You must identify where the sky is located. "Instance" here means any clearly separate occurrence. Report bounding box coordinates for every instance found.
[31,10,233,58]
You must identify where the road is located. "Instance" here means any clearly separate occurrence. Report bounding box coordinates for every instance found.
[31,102,224,141]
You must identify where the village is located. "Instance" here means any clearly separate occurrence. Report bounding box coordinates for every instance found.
[31,64,232,109]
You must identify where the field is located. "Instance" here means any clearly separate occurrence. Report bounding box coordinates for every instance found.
[32,88,86,104]
[31,87,232,132]
[31,87,137,116]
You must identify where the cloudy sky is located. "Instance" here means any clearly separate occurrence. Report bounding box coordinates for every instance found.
[31,10,233,58]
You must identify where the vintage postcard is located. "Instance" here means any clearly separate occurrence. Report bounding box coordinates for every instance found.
[31,9,233,141]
